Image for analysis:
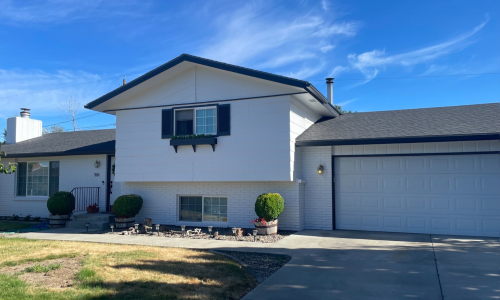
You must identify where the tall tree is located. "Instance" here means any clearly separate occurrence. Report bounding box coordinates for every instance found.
[60,96,80,131]
[2,128,6,144]
[43,124,65,135]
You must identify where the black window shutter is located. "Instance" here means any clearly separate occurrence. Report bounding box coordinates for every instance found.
[218,104,230,136]
[162,109,173,138]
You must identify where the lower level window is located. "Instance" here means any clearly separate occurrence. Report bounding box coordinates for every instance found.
[179,196,227,222]
[16,161,59,197]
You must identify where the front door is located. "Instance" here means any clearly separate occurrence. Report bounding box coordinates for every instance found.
[109,156,121,210]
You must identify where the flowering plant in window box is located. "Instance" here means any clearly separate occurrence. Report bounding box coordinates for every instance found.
[86,203,99,214]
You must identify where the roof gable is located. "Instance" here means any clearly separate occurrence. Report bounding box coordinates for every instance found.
[84,54,339,116]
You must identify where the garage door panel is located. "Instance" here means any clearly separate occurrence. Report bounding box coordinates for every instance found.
[335,154,500,237]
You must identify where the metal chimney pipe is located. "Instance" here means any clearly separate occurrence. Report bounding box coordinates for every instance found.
[326,78,334,104]
[20,108,31,118]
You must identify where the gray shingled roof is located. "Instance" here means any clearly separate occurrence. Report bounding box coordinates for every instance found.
[0,129,115,158]
[296,103,500,146]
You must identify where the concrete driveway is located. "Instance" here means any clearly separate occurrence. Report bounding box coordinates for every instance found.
[243,230,500,300]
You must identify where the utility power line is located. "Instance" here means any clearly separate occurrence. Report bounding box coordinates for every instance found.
[43,112,103,128]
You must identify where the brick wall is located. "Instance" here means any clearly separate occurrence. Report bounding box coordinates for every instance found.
[120,181,303,231]
[0,155,107,218]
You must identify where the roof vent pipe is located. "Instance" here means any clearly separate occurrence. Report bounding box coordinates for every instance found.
[326,78,334,104]
[20,108,31,118]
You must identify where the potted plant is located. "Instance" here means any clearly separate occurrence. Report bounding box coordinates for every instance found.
[113,194,143,228]
[86,203,99,214]
[251,193,285,235]
[47,191,75,228]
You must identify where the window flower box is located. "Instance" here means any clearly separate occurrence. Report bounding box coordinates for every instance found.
[170,137,217,153]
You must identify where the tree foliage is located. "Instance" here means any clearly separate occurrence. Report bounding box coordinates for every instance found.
[43,124,65,135]
[334,104,356,114]
[0,149,16,174]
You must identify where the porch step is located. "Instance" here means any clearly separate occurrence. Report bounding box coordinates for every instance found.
[72,214,115,223]
[66,213,115,230]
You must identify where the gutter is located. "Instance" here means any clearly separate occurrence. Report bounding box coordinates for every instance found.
[295,133,500,147]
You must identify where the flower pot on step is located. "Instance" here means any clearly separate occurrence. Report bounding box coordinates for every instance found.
[254,219,278,235]
[87,207,99,214]
[115,217,135,228]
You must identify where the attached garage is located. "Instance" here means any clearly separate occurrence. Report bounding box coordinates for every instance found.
[334,154,500,237]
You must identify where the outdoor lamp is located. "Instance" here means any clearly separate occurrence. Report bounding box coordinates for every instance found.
[208,226,213,234]
[181,225,186,233]
[85,222,90,233]
[155,224,160,236]
[317,164,324,174]
[94,160,101,168]
[232,227,237,236]
[134,223,139,233]
[110,223,114,233]
[253,229,258,241]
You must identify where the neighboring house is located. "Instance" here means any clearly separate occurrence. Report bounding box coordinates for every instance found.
[1,54,499,237]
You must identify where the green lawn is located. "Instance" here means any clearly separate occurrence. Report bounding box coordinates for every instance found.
[0,237,257,300]
[0,221,34,231]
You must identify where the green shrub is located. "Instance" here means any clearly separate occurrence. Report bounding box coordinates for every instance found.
[46,191,75,215]
[254,193,285,222]
[113,194,143,218]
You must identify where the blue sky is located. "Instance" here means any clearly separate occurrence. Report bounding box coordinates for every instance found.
[0,0,499,131]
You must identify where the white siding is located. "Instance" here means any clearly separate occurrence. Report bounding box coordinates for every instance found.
[290,96,322,180]
[115,96,294,182]
[120,181,304,231]
[0,155,108,218]
[300,146,333,230]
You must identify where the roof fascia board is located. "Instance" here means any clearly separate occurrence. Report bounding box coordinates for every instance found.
[1,150,115,158]
[295,133,500,147]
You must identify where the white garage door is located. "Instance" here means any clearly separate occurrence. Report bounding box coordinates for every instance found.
[335,154,500,237]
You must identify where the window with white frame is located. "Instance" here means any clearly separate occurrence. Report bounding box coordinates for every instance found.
[16,161,59,197]
[179,196,227,222]
[174,107,217,135]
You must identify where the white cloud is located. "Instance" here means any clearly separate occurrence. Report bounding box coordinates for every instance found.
[345,19,488,84]
[0,0,150,25]
[336,98,357,107]
[199,4,359,66]
[312,21,359,37]
[254,52,316,69]
[320,44,335,53]
[284,61,326,79]
[321,0,329,11]
[0,69,118,121]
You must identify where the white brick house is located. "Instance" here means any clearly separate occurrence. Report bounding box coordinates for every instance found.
[1,54,499,237]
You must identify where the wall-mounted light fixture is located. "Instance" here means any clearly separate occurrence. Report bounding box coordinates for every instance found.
[94,160,101,168]
[317,164,324,174]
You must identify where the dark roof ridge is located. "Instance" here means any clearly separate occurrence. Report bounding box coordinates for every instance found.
[344,102,499,115]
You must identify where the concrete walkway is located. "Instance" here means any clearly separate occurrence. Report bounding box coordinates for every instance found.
[13,228,500,300]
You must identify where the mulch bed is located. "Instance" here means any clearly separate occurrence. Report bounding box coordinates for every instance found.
[213,251,291,282]
[89,225,294,243]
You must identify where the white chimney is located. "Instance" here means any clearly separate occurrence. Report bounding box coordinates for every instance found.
[6,108,42,144]
[326,78,334,104]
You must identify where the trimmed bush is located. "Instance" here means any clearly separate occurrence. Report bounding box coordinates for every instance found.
[47,191,75,215]
[254,193,285,222]
[112,194,143,218]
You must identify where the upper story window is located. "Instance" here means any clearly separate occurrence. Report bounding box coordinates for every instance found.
[162,104,230,139]
[16,161,59,197]
[174,107,217,135]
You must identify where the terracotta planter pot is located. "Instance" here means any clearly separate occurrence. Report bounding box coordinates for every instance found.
[115,217,135,228]
[49,214,70,228]
[254,219,278,235]
[87,207,99,214]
